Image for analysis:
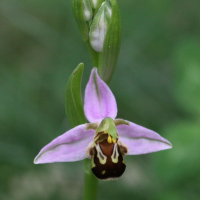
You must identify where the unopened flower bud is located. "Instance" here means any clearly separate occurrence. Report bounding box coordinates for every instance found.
[89,0,104,9]
[89,2,112,52]
[72,0,93,41]
[83,0,93,21]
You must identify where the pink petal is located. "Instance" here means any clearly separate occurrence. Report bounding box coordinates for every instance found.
[34,125,94,164]
[117,121,172,155]
[84,68,117,123]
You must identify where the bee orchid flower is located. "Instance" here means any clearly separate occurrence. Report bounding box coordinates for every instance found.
[34,68,172,180]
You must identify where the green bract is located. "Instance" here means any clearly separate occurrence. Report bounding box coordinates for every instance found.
[98,0,121,83]
[65,63,85,128]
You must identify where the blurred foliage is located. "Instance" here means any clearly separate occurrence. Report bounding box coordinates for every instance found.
[0,0,200,199]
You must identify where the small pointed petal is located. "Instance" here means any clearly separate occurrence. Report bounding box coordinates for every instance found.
[117,121,172,155]
[84,68,117,123]
[34,125,94,164]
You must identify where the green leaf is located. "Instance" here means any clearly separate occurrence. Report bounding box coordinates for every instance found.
[65,63,85,128]
[72,0,90,41]
[98,0,121,84]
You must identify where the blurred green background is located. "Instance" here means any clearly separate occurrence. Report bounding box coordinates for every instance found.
[1,0,200,199]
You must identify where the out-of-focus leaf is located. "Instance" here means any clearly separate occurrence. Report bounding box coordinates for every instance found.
[173,38,200,114]
[154,121,200,183]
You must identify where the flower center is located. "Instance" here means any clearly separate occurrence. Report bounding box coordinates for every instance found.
[86,117,129,180]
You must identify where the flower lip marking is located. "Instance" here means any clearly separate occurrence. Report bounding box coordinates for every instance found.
[91,136,126,180]
[88,117,127,180]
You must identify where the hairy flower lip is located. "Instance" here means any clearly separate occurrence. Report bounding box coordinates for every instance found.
[91,140,126,180]
[34,68,172,180]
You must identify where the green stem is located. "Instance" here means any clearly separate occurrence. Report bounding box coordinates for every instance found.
[83,159,98,200]
[86,40,99,68]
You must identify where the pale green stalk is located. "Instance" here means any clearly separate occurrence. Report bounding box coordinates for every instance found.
[86,40,99,68]
[83,159,99,200]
